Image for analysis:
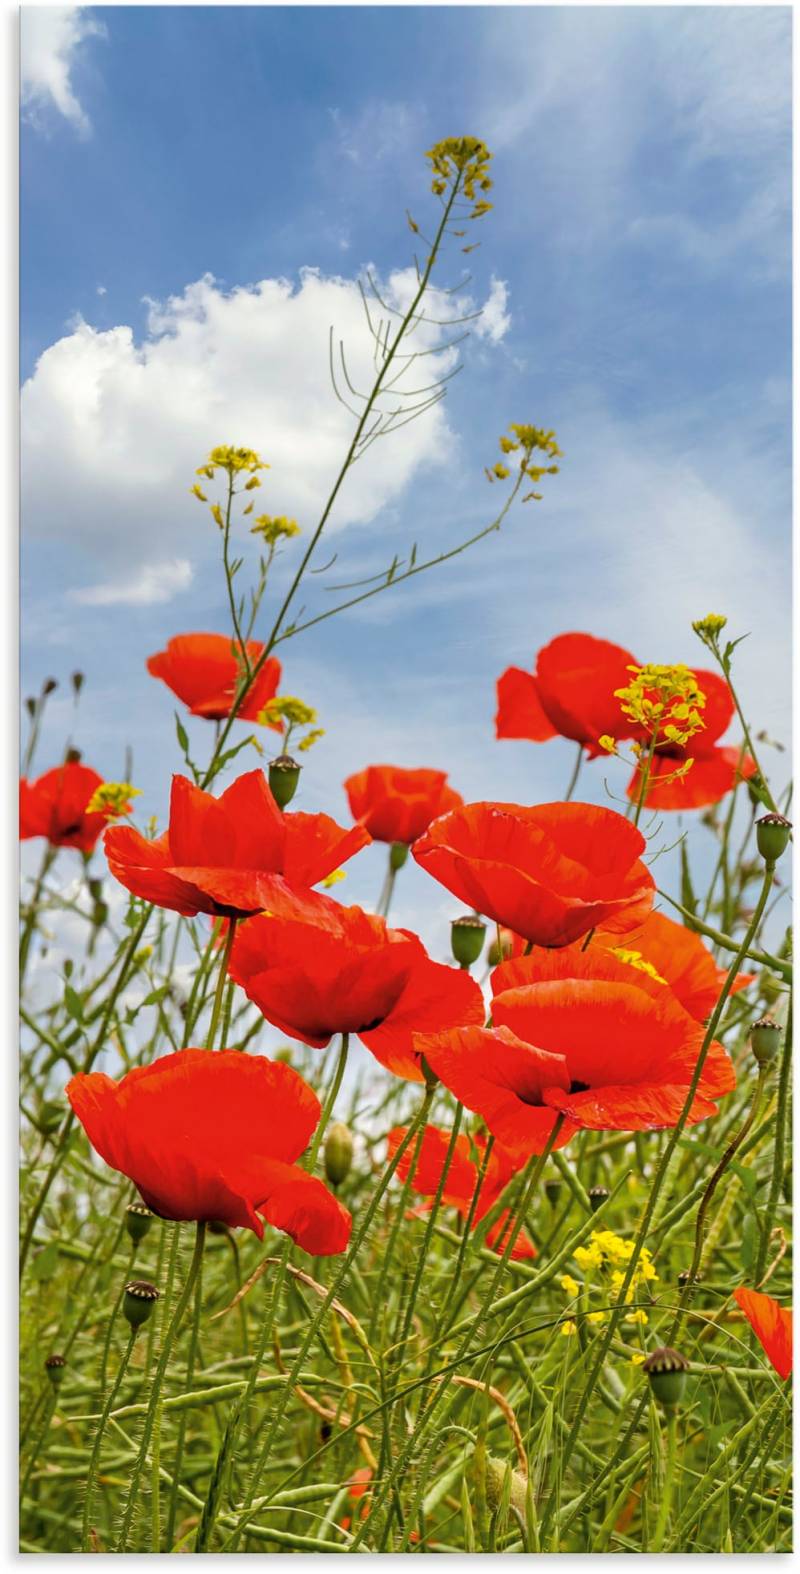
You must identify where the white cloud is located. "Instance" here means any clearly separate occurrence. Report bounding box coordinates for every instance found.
[329,100,417,167]
[474,276,510,345]
[69,558,193,606]
[21,6,105,136]
[21,266,503,577]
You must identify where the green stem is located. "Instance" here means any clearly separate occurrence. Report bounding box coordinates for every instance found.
[19,842,57,985]
[307,1034,349,1172]
[165,1240,206,1549]
[659,889,791,979]
[632,733,658,828]
[564,743,584,802]
[650,1411,678,1553]
[754,992,792,1285]
[81,1328,137,1550]
[222,474,251,674]
[205,920,237,1050]
[115,1221,207,1551]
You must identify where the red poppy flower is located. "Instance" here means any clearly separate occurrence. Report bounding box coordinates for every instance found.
[228,896,484,1081]
[20,764,108,854]
[417,968,734,1152]
[66,1049,351,1253]
[495,633,640,757]
[412,801,655,947]
[146,633,282,725]
[387,1125,537,1259]
[592,910,754,1021]
[627,668,756,811]
[344,765,463,846]
[104,770,370,918]
[734,1287,792,1381]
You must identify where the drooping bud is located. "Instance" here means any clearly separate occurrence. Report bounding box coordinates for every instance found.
[756,813,792,865]
[269,754,301,809]
[44,1354,66,1388]
[750,1016,781,1067]
[544,1178,562,1208]
[325,1121,354,1188]
[65,747,82,764]
[24,696,36,718]
[390,841,409,872]
[125,1202,154,1245]
[71,671,85,696]
[123,1280,160,1330]
[451,915,486,969]
[588,1185,609,1214]
[484,1455,528,1516]
[42,678,58,696]
[642,1346,690,1411]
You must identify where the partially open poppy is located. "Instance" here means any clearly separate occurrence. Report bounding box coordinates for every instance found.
[493,911,753,1024]
[104,770,370,918]
[344,765,463,846]
[228,895,484,1081]
[417,969,734,1153]
[627,668,756,811]
[146,633,282,724]
[412,800,655,947]
[387,1124,537,1258]
[495,632,640,757]
[733,1287,792,1380]
[66,1049,351,1253]
[20,763,108,854]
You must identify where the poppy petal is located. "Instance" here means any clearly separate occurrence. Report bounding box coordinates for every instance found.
[495,667,557,742]
[734,1287,792,1380]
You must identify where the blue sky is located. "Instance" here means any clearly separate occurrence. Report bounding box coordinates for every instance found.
[20,4,792,964]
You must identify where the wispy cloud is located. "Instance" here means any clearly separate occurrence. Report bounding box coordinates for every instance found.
[21,6,105,136]
[69,559,193,606]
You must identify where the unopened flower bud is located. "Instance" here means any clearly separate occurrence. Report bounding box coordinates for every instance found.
[42,678,58,697]
[269,754,301,809]
[24,696,36,718]
[390,841,409,872]
[677,1270,701,1289]
[588,1185,609,1213]
[642,1346,689,1411]
[451,915,486,969]
[750,1016,781,1067]
[65,747,82,764]
[487,929,514,967]
[71,671,85,696]
[125,1202,154,1245]
[544,1178,562,1208]
[756,813,792,865]
[484,1455,528,1516]
[44,1354,66,1388]
[325,1121,354,1187]
[123,1280,160,1330]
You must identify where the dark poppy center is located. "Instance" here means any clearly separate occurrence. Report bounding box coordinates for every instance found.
[569,1079,591,1095]
[357,1015,387,1034]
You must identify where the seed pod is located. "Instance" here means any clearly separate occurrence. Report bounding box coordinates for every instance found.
[588,1185,609,1213]
[390,841,409,872]
[125,1202,154,1245]
[44,1354,66,1388]
[484,1456,528,1516]
[487,929,514,967]
[677,1270,701,1289]
[642,1346,689,1411]
[750,1016,781,1067]
[756,813,792,865]
[451,914,486,969]
[325,1121,354,1187]
[544,1178,562,1208]
[123,1280,160,1330]
[268,754,301,809]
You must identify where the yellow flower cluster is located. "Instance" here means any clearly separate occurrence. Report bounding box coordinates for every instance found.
[259,696,318,729]
[692,612,728,641]
[488,426,562,500]
[426,136,493,216]
[615,663,707,747]
[297,728,325,753]
[196,446,269,479]
[573,1229,659,1292]
[608,947,668,985]
[250,515,301,547]
[86,782,140,819]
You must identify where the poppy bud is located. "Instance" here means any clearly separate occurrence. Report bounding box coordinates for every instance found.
[42,678,58,696]
[677,1270,700,1289]
[451,915,486,969]
[37,1100,64,1135]
[125,1202,154,1245]
[71,671,85,695]
[588,1185,609,1213]
[390,841,409,872]
[24,696,36,718]
[65,747,82,765]
[44,1354,66,1388]
[750,1016,781,1067]
[324,1121,354,1187]
[484,1455,528,1516]
[756,813,792,865]
[123,1280,160,1330]
[487,929,514,967]
[642,1346,689,1411]
[544,1178,562,1208]
[269,754,301,809]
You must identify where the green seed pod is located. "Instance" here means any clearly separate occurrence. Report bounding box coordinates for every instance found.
[44,1354,66,1388]
[451,914,486,969]
[484,1456,528,1516]
[677,1270,701,1289]
[544,1178,562,1208]
[269,754,301,809]
[588,1185,609,1213]
[750,1016,781,1067]
[123,1280,160,1330]
[125,1202,154,1245]
[756,813,792,865]
[389,841,409,872]
[642,1346,689,1411]
[325,1121,354,1187]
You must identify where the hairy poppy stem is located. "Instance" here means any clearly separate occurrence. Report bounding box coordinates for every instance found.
[754,990,792,1287]
[307,1034,349,1172]
[81,1327,137,1551]
[650,1410,679,1553]
[564,743,583,802]
[19,842,57,987]
[205,920,237,1051]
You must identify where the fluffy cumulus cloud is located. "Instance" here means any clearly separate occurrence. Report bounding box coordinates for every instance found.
[21,267,509,590]
[69,558,193,607]
[20,6,105,135]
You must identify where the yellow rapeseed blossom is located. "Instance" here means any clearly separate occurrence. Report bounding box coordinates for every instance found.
[191,484,207,502]
[609,948,668,986]
[560,1320,578,1338]
[258,697,318,729]
[297,728,325,753]
[251,515,301,547]
[492,462,510,480]
[210,503,224,530]
[206,445,269,476]
[692,612,728,641]
[598,735,617,754]
[587,1311,607,1326]
[426,136,493,215]
[625,1309,649,1326]
[499,436,520,454]
[630,1352,645,1366]
[561,1274,580,1298]
[615,663,707,747]
[86,782,140,819]
[321,869,346,889]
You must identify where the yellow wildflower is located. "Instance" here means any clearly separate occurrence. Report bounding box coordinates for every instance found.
[587,1311,607,1326]
[322,869,346,889]
[251,515,301,547]
[191,484,207,502]
[615,663,706,747]
[560,1320,578,1338]
[297,728,325,753]
[86,782,140,820]
[492,462,510,480]
[258,696,317,729]
[210,503,224,529]
[625,1309,649,1326]
[560,1274,580,1298]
